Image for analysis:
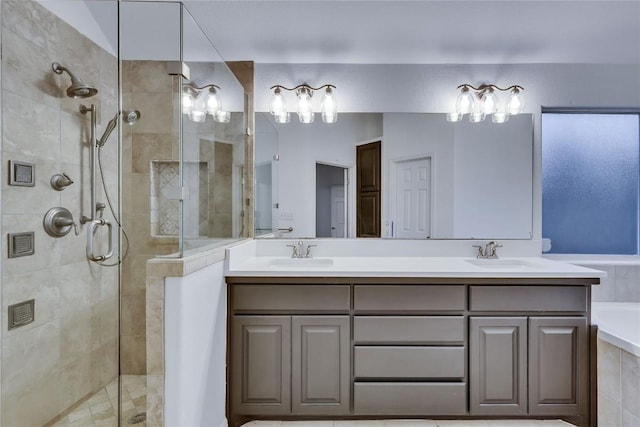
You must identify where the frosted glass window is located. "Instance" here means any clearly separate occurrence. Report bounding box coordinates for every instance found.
[542,113,639,254]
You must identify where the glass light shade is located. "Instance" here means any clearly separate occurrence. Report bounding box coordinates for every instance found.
[188,110,206,123]
[469,112,485,123]
[297,87,314,124]
[481,88,499,114]
[274,112,290,124]
[492,111,509,123]
[506,89,524,115]
[321,87,338,123]
[204,88,220,115]
[455,88,475,114]
[182,90,195,114]
[214,111,231,123]
[270,88,287,116]
[446,112,463,122]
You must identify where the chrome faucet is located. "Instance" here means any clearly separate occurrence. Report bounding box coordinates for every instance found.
[286,241,316,258]
[473,241,503,259]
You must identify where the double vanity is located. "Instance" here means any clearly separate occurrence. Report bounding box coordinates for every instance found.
[224,240,603,427]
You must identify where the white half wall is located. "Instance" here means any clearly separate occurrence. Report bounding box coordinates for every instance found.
[164,261,227,427]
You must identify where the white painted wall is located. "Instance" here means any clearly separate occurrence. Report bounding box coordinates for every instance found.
[164,261,227,427]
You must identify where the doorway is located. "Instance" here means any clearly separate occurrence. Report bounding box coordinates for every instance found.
[391,156,432,239]
[356,141,381,237]
[316,163,348,238]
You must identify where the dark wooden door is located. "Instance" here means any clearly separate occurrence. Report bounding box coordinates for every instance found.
[357,141,381,237]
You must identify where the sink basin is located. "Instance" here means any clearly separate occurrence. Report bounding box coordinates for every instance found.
[269,258,334,268]
[466,259,534,269]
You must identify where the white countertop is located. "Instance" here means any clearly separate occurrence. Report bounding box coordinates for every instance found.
[225,255,605,279]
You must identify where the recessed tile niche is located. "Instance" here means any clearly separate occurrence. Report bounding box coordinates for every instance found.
[150,160,209,237]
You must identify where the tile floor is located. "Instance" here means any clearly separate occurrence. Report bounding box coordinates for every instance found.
[50,375,147,427]
[241,421,576,427]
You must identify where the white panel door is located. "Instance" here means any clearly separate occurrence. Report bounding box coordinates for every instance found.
[330,185,346,238]
[394,157,431,239]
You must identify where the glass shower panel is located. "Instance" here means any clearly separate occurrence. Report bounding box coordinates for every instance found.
[181,7,246,254]
[119,1,182,425]
[1,0,120,425]
[255,113,280,236]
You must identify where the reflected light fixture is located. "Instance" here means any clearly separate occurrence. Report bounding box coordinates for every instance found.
[269,84,338,124]
[447,83,524,124]
[182,82,230,123]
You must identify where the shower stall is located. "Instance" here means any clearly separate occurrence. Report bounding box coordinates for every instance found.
[0,1,247,425]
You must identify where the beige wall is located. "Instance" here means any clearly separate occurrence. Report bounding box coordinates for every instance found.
[121,60,180,374]
[1,1,119,425]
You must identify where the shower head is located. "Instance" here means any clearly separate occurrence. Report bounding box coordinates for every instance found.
[52,62,98,99]
[97,110,141,147]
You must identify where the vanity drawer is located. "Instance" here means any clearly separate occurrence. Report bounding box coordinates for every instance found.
[354,316,464,344]
[232,285,350,312]
[469,286,588,312]
[354,346,464,379]
[354,285,465,312]
[354,382,467,415]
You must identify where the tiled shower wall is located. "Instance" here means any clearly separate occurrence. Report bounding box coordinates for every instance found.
[121,60,180,374]
[1,1,119,425]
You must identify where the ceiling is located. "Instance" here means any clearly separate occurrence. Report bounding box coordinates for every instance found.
[181,0,640,64]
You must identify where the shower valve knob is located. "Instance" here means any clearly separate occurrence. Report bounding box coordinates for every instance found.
[50,173,74,191]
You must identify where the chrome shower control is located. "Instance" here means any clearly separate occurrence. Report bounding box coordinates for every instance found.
[50,173,74,191]
[43,207,76,237]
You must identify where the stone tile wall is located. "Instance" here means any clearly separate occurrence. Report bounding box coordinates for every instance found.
[1,1,119,425]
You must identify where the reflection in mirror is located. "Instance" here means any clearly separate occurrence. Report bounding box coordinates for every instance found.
[255,113,533,240]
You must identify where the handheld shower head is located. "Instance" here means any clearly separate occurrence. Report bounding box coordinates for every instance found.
[97,110,141,146]
[52,62,98,99]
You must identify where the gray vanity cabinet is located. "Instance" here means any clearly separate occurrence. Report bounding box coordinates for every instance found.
[470,317,528,415]
[230,285,352,417]
[231,316,291,416]
[291,316,350,415]
[469,286,590,418]
[528,317,588,416]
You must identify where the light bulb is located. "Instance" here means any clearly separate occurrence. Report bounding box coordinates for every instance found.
[321,86,338,123]
[480,87,498,114]
[189,90,207,122]
[204,87,220,115]
[274,112,290,124]
[214,111,231,123]
[297,87,314,124]
[182,89,195,114]
[446,112,463,122]
[469,100,485,123]
[455,86,475,115]
[492,110,509,123]
[270,87,287,116]
[188,110,206,123]
[506,87,523,115]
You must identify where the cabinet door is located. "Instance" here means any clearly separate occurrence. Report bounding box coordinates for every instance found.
[529,317,588,415]
[292,316,350,415]
[470,317,527,415]
[231,316,291,415]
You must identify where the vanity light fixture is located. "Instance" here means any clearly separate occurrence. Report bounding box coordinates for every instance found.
[447,84,524,124]
[269,84,338,124]
[182,82,231,123]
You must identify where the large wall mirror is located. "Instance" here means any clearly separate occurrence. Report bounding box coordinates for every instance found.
[255,112,533,240]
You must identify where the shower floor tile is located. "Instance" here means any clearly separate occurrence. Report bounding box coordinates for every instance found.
[50,375,147,427]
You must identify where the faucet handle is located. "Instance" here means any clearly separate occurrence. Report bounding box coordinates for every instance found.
[286,244,298,258]
[304,244,317,258]
[486,241,503,258]
[472,245,485,259]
